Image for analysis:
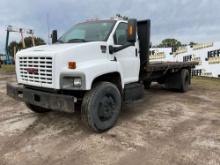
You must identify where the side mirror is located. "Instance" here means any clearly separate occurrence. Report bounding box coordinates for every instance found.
[127,19,137,43]
[51,30,57,44]
[109,45,114,54]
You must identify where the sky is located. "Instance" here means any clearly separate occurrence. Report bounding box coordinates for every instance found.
[0,0,220,53]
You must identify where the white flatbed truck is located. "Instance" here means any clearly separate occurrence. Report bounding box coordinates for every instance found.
[7,17,197,132]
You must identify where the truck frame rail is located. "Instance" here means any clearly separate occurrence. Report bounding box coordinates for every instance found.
[146,61,198,72]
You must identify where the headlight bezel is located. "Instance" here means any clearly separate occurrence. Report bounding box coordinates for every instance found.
[60,73,86,90]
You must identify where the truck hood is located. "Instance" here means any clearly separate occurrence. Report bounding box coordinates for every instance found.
[16,41,107,56]
[16,41,108,66]
[17,43,84,54]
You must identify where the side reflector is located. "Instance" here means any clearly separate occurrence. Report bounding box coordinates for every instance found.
[68,61,76,69]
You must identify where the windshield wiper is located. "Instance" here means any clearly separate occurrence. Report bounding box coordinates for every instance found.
[67,39,88,43]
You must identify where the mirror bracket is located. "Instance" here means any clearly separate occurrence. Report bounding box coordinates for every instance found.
[109,43,134,54]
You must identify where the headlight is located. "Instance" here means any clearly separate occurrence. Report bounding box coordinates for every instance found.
[73,78,82,87]
[61,74,85,90]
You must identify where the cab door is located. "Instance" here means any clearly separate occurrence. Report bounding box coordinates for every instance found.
[112,22,140,84]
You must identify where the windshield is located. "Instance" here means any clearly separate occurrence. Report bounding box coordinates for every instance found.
[58,21,115,43]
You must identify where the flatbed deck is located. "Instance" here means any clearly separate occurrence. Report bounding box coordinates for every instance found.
[146,61,198,72]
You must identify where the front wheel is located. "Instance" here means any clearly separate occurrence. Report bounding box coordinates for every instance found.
[81,82,121,133]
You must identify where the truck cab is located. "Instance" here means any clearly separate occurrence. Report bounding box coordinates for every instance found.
[7,17,197,132]
[16,19,141,90]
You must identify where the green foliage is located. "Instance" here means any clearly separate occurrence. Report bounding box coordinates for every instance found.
[0,64,15,73]
[8,41,19,56]
[189,41,197,47]
[34,37,45,46]
[159,38,182,49]
[23,36,45,48]
[8,37,46,56]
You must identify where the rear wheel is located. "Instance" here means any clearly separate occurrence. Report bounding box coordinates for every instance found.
[157,78,165,84]
[25,103,51,113]
[180,69,190,92]
[81,82,121,132]
[143,81,151,89]
[165,69,190,92]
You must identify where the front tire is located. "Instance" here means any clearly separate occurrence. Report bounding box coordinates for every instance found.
[25,103,51,113]
[81,82,121,133]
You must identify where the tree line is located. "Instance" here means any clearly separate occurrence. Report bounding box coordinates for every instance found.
[8,37,197,56]
[8,37,45,56]
[153,38,197,51]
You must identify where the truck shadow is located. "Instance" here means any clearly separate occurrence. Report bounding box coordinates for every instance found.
[59,85,167,125]
[119,83,187,121]
[15,83,185,136]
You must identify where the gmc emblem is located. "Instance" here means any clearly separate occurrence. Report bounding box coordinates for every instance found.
[24,68,39,74]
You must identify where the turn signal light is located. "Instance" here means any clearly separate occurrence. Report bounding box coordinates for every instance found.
[128,25,133,36]
[68,61,76,69]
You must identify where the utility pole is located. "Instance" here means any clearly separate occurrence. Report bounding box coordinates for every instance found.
[5,25,12,64]
[46,13,50,45]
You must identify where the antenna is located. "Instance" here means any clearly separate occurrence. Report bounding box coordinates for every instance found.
[46,13,50,44]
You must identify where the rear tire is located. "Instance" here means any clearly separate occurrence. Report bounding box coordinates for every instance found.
[180,69,190,92]
[143,81,151,89]
[165,69,190,92]
[25,103,51,113]
[81,82,121,133]
[157,78,165,84]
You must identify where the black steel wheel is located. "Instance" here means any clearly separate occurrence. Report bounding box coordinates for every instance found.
[81,82,121,132]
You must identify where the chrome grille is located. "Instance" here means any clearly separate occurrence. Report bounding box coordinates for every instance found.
[19,56,53,85]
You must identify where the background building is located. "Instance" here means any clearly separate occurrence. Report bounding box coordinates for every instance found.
[149,48,173,62]
[174,42,220,78]
[150,42,220,78]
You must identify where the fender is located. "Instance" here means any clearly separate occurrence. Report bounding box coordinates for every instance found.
[79,59,124,90]
[60,59,124,90]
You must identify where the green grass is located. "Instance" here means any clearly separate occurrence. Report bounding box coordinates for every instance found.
[0,64,15,73]
[192,76,220,90]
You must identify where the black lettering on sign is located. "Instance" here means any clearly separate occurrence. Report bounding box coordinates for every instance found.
[207,49,220,58]
[183,55,192,62]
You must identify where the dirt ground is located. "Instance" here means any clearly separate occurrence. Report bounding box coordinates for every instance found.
[0,74,220,165]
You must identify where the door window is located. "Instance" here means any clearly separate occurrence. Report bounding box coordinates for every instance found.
[114,23,128,45]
